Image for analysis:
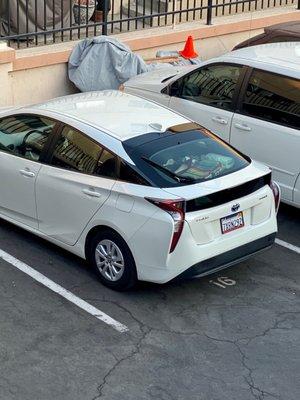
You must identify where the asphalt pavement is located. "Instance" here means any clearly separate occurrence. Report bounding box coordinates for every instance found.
[0,203,299,400]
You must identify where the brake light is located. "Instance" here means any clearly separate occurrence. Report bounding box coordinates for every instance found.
[146,198,185,253]
[269,181,281,213]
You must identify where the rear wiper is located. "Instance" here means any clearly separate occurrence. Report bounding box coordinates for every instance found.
[141,156,194,184]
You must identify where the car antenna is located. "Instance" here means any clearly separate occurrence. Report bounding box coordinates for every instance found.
[149,123,163,132]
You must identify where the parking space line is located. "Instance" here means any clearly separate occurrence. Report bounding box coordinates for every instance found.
[0,249,129,333]
[275,239,300,255]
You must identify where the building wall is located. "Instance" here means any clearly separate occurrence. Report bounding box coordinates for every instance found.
[10,64,76,106]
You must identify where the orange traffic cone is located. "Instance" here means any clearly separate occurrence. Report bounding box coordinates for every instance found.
[179,36,198,59]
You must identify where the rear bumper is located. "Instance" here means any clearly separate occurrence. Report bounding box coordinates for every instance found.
[177,232,276,280]
[132,198,278,283]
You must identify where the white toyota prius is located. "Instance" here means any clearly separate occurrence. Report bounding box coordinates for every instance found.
[0,91,279,290]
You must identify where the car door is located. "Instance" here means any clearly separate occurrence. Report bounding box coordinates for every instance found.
[0,114,56,228]
[168,63,245,142]
[35,124,117,246]
[231,68,300,203]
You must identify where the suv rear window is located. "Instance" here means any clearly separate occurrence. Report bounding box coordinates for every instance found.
[123,126,250,187]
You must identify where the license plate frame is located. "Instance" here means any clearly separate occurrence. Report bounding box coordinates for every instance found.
[220,212,244,234]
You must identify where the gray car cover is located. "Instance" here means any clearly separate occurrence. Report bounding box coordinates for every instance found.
[68,36,167,92]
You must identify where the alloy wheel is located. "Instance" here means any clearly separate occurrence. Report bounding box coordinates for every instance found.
[95,239,125,282]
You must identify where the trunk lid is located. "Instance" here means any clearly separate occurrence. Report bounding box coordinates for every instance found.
[162,162,273,244]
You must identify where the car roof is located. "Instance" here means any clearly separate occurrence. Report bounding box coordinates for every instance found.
[33,90,189,141]
[222,42,300,76]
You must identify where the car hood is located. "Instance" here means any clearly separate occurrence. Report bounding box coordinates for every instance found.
[161,161,271,201]
[124,65,196,92]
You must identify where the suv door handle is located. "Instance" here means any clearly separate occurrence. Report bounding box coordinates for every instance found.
[234,123,252,132]
[20,169,35,178]
[212,116,228,125]
[82,188,102,198]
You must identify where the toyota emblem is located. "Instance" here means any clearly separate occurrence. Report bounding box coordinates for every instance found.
[231,203,240,212]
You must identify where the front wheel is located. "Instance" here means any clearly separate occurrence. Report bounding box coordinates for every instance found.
[88,230,138,291]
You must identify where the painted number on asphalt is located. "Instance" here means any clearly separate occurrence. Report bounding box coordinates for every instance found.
[209,277,236,288]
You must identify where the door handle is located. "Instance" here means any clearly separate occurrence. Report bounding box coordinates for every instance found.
[19,169,35,178]
[234,123,252,132]
[212,116,228,125]
[82,188,102,198]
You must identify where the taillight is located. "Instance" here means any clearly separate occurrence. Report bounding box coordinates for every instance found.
[269,181,281,213]
[146,198,185,253]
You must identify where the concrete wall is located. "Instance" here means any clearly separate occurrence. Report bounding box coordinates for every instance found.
[10,64,76,106]
[0,6,299,107]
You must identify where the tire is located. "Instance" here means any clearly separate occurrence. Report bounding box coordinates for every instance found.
[87,229,138,291]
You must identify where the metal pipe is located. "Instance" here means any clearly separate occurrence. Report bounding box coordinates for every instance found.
[207,0,213,25]
[102,0,109,35]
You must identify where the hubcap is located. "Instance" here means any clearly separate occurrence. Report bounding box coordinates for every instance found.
[95,240,125,282]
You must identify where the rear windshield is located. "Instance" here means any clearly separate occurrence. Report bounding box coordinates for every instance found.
[123,128,250,187]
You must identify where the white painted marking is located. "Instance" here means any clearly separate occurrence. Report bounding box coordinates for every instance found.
[210,276,236,289]
[210,280,226,289]
[0,249,129,333]
[217,277,236,286]
[275,239,300,255]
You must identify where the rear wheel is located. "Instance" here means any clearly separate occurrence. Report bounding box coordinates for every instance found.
[87,229,137,291]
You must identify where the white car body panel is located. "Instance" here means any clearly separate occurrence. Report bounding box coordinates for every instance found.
[0,91,279,284]
[36,166,116,245]
[231,114,299,203]
[168,96,233,142]
[0,152,41,228]
[124,43,300,207]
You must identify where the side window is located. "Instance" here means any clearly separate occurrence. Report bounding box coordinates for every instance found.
[119,161,149,185]
[51,126,117,178]
[95,149,117,178]
[0,114,55,161]
[241,70,300,129]
[178,64,243,111]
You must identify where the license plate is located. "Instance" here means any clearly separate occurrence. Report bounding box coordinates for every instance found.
[220,212,244,234]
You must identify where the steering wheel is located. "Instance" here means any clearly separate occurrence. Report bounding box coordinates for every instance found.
[19,129,43,155]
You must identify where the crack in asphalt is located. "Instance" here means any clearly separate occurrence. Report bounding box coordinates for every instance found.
[85,297,298,400]
[203,334,281,400]
[91,325,151,400]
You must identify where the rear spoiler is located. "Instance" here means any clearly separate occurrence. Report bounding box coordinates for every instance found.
[186,173,272,212]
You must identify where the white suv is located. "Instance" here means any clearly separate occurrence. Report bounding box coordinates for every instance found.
[0,91,279,290]
[124,42,300,208]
